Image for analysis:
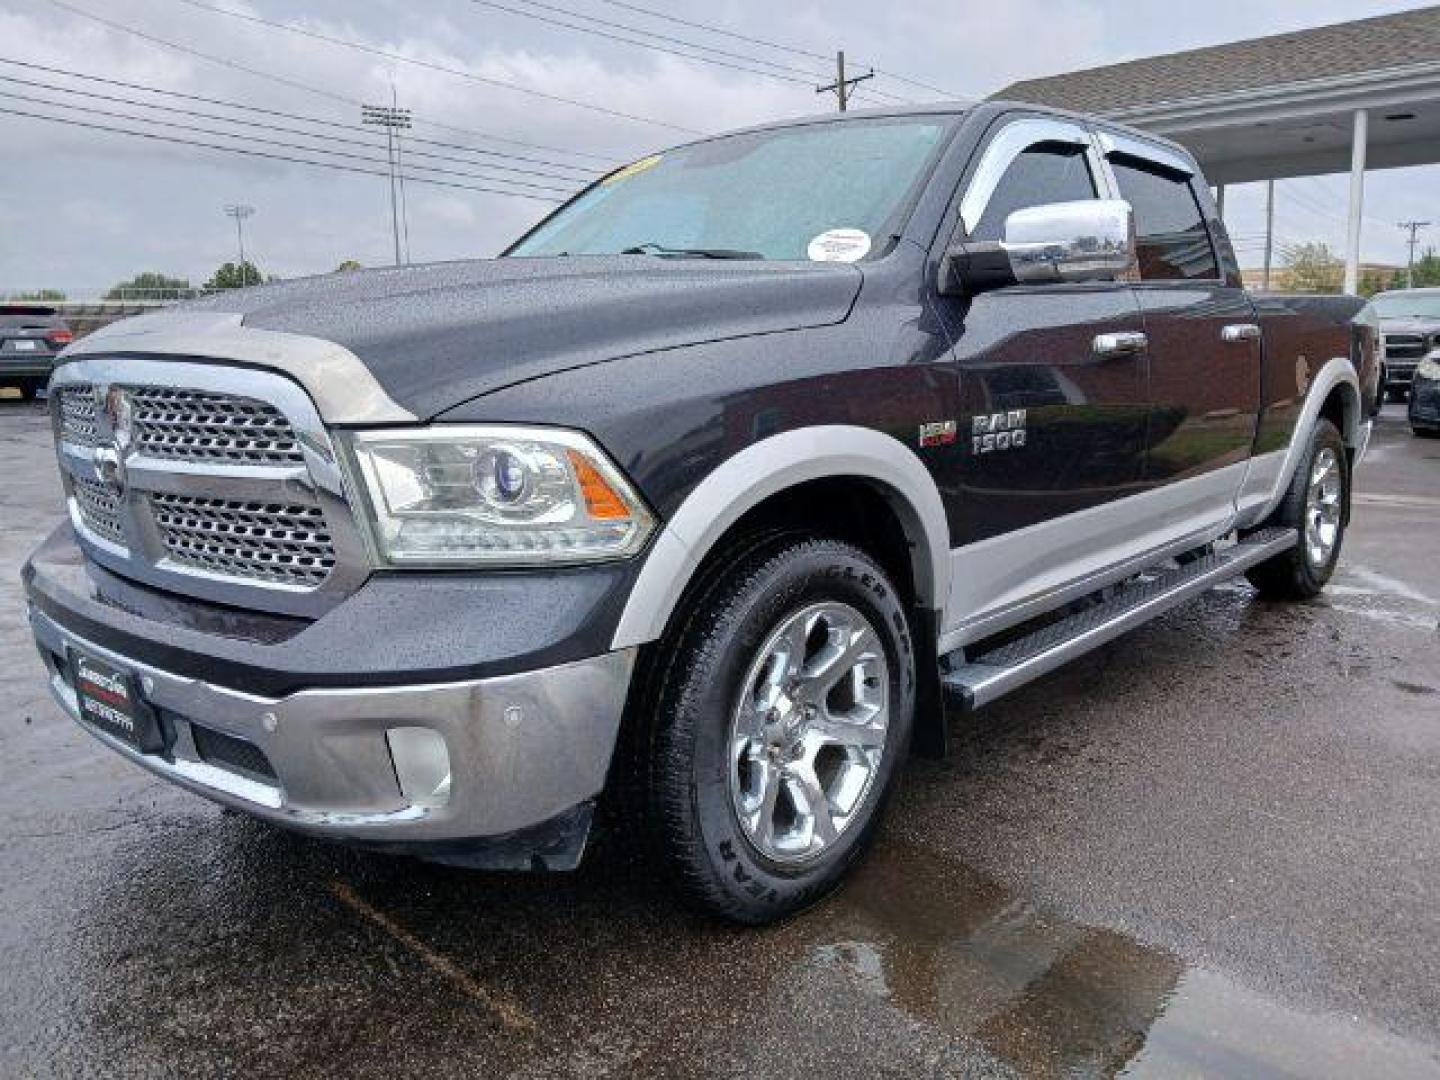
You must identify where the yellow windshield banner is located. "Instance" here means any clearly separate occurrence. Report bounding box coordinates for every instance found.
[603,154,662,185]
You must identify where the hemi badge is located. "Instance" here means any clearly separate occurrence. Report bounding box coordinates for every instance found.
[918,420,957,448]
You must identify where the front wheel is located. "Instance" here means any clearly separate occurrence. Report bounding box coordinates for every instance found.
[1246,418,1348,600]
[636,536,915,924]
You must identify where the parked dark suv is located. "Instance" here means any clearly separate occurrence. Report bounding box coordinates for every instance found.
[1371,288,1440,400]
[0,305,73,399]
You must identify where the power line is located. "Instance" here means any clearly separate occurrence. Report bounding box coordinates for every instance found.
[0,87,577,194]
[0,104,565,201]
[0,58,604,176]
[164,0,700,134]
[38,3,622,162]
[465,0,914,104]
[0,71,593,187]
[591,0,957,99]
[474,0,817,82]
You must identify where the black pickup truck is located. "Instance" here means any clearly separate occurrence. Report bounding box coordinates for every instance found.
[24,102,1377,923]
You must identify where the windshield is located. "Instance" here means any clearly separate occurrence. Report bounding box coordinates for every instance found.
[1370,292,1440,319]
[508,116,952,262]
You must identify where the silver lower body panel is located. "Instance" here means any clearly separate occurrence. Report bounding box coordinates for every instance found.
[31,606,635,845]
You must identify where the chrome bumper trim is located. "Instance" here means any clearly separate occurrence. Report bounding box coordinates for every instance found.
[31,607,636,842]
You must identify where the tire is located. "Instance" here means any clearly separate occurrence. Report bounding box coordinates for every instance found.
[16,379,39,401]
[1386,386,1408,403]
[1414,426,1440,439]
[1245,418,1348,600]
[632,534,915,924]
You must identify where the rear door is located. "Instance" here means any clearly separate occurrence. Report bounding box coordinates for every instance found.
[1099,133,1261,517]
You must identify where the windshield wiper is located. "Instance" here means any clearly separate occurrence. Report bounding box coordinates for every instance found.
[620,242,762,260]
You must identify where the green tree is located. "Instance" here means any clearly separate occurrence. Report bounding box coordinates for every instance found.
[1357,268,1390,298]
[203,261,264,291]
[1283,242,1343,294]
[1409,247,1440,288]
[105,272,192,301]
[335,259,363,272]
[7,289,66,301]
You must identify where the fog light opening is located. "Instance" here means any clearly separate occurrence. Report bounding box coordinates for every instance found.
[386,727,452,809]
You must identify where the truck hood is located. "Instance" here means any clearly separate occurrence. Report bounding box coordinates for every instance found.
[1378,317,1440,335]
[120,257,862,420]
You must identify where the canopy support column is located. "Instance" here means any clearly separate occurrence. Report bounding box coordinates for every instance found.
[1344,108,1368,295]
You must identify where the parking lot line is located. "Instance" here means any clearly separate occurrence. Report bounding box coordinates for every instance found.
[329,881,539,1035]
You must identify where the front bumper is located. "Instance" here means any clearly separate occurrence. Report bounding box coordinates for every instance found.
[31,606,635,863]
[24,521,642,867]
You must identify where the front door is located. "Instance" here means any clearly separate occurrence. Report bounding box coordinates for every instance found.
[930,116,1152,638]
[930,117,1151,548]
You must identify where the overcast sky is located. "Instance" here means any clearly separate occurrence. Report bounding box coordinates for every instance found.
[1,0,1436,293]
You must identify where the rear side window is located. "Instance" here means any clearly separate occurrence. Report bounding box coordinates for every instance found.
[969,144,1096,241]
[1109,157,1218,281]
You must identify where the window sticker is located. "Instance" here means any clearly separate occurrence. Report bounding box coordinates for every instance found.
[807,227,872,263]
[603,154,663,185]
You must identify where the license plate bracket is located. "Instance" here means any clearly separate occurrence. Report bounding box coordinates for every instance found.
[70,649,164,753]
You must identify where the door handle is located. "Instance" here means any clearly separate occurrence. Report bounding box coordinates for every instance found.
[1092,331,1148,358]
[1221,322,1261,343]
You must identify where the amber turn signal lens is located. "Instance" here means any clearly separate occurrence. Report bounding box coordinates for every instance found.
[567,450,631,520]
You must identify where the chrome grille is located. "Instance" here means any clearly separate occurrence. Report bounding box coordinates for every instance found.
[130,387,305,465]
[71,476,126,546]
[150,493,336,588]
[51,358,362,615]
[56,385,100,447]
[1385,334,1427,360]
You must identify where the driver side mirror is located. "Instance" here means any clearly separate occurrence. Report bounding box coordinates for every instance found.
[939,199,1136,295]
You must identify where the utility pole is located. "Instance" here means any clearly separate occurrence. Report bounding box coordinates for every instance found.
[1262,180,1274,291]
[817,50,873,112]
[223,204,254,283]
[362,102,412,266]
[1398,219,1431,289]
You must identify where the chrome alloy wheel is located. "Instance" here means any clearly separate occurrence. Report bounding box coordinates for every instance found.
[727,602,890,865]
[1304,447,1343,568]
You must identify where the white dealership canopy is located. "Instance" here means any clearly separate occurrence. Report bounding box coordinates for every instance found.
[995,5,1440,292]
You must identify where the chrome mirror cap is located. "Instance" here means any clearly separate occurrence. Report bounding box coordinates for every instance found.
[1002,199,1137,285]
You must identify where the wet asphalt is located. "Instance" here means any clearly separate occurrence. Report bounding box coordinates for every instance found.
[1,397,1437,1079]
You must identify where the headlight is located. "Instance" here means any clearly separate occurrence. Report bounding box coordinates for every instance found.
[1417,354,1440,381]
[343,426,654,566]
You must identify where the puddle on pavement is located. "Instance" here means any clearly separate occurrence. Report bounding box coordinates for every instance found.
[803,843,1440,1078]
[28,815,1440,1078]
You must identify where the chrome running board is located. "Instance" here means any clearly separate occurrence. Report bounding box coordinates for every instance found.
[942,528,1296,709]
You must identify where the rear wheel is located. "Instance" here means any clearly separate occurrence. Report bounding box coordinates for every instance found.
[15,379,40,401]
[1246,419,1348,600]
[634,535,914,924]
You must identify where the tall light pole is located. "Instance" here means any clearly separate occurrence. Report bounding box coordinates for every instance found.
[362,102,412,266]
[223,204,255,281]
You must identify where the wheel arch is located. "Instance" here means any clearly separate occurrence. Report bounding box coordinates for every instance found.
[610,426,951,651]
[1247,355,1366,527]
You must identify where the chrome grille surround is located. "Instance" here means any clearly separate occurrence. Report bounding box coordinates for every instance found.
[129,386,305,465]
[49,357,369,617]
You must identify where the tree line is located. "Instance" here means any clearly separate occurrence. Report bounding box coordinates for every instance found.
[7,260,365,302]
